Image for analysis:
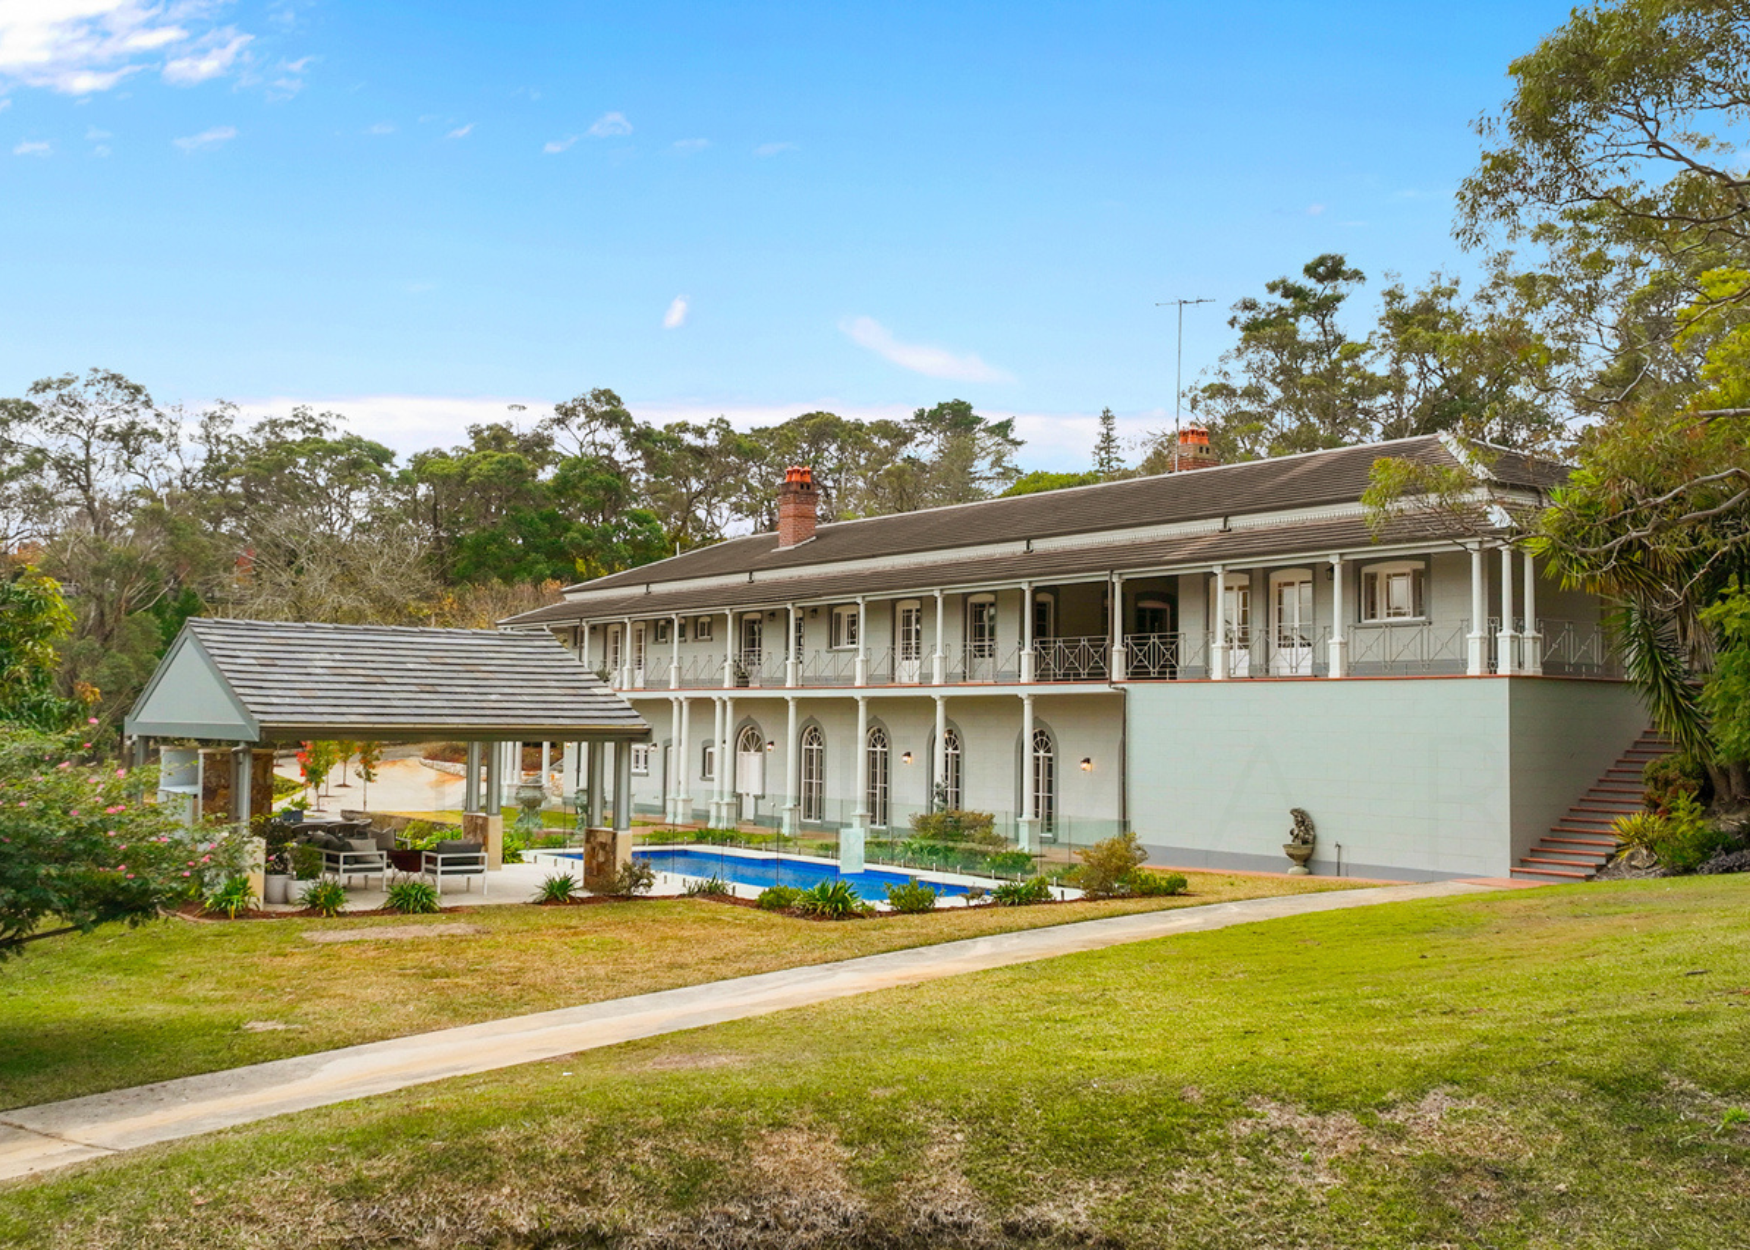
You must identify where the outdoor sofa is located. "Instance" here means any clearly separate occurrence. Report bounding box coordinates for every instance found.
[422,840,488,895]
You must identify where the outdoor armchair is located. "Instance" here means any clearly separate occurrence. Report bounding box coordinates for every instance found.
[422,840,488,895]
[305,833,389,888]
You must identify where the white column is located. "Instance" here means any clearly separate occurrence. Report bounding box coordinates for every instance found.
[854,596,869,686]
[613,740,633,832]
[1111,574,1127,681]
[1020,582,1035,683]
[721,695,736,826]
[622,616,634,688]
[669,614,681,689]
[933,694,948,810]
[1468,544,1488,676]
[1210,565,1228,681]
[786,603,800,688]
[676,698,691,823]
[708,698,725,825]
[587,741,605,827]
[464,741,482,813]
[1328,554,1347,678]
[722,610,735,688]
[932,589,946,685]
[782,696,799,834]
[843,695,869,873]
[1522,548,1543,675]
[1498,544,1518,675]
[1017,692,1036,851]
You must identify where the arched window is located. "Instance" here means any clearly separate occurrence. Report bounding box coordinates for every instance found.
[940,727,963,811]
[1031,728,1056,834]
[800,726,825,822]
[866,726,890,828]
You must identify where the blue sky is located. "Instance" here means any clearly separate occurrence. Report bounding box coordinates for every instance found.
[0,1,1574,469]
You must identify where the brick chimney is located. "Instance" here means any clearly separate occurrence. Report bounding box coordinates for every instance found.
[1170,424,1219,472]
[776,465,819,548]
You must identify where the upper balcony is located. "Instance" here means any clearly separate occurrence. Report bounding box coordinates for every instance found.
[603,616,1616,693]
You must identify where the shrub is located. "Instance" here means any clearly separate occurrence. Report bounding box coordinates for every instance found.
[290,843,324,881]
[1643,754,1707,814]
[611,860,656,896]
[757,885,802,911]
[299,879,348,917]
[202,875,256,919]
[1614,793,1733,873]
[500,826,528,865]
[984,850,1035,876]
[909,809,1002,848]
[270,773,304,799]
[963,886,988,903]
[683,874,733,897]
[386,879,440,914]
[1072,832,1148,899]
[794,879,868,919]
[532,832,570,850]
[533,872,581,904]
[1127,869,1189,897]
[884,877,938,914]
[993,876,1053,906]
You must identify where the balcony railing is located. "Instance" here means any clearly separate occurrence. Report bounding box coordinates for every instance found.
[607,618,1619,690]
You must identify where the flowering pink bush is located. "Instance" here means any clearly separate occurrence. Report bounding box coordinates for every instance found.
[0,728,249,960]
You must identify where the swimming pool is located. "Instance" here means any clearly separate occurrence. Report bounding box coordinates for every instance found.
[616,846,979,898]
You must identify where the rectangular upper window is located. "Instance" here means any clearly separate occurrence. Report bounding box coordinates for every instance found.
[1361,564,1426,621]
[630,744,652,775]
[830,604,860,650]
[695,616,714,641]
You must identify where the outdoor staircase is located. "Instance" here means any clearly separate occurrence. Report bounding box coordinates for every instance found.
[1510,729,1674,882]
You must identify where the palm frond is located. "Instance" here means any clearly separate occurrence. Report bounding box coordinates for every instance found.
[1610,600,1709,760]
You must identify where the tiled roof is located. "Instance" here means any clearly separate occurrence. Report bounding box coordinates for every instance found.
[545,435,1562,605]
[132,618,647,740]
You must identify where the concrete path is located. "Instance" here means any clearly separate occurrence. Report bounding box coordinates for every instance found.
[0,879,1489,1183]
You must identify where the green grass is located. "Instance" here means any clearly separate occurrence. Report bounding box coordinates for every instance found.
[0,870,1348,1108]
[2,876,1746,1248]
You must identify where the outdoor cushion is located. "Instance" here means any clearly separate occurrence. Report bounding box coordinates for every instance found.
[433,840,484,859]
[321,834,354,852]
[345,838,381,856]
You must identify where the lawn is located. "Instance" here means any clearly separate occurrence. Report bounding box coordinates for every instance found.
[0,870,1350,1109]
[3,876,1746,1249]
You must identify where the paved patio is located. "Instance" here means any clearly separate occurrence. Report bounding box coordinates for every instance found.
[266,858,570,912]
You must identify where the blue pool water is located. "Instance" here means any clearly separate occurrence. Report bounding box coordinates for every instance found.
[582,847,977,898]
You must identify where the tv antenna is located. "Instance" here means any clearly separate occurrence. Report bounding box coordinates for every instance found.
[1156,297,1214,470]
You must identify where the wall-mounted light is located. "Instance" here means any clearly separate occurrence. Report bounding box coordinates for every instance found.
[902,751,914,765]
[765,740,775,752]
[809,607,819,618]
[1080,757,1093,772]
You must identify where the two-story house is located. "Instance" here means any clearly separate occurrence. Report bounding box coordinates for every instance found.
[502,431,1645,882]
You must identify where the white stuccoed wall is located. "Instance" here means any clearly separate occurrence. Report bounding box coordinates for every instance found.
[1125,676,1645,880]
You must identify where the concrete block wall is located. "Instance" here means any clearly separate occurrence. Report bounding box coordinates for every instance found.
[1125,675,1646,880]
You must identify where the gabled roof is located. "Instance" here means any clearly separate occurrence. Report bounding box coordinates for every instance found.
[549,434,1565,600]
[125,618,648,743]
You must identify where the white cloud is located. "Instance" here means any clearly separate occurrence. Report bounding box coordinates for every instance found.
[542,134,577,154]
[662,295,688,329]
[12,139,51,156]
[445,122,473,139]
[92,142,109,156]
[586,110,631,138]
[1306,203,1326,216]
[85,124,109,140]
[672,137,707,153]
[173,124,236,152]
[0,2,253,95]
[753,141,796,157]
[0,97,11,111]
[162,29,251,85]
[839,316,1013,384]
[364,120,395,135]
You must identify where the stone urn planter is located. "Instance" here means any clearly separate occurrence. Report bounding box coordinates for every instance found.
[264,873,293,905]
[514,780,547,833]
[1284,807,1316,875]
[1282,842,1315,875]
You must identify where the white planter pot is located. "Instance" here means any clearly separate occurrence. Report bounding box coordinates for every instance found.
[264,874,292,905]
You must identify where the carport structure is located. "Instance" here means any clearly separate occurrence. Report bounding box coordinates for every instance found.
[124,618,650,869]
